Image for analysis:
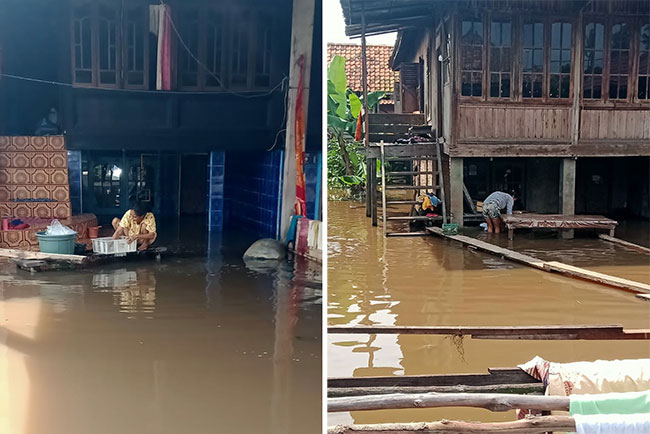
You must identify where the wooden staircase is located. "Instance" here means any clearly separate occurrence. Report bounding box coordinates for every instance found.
[378,141,447,236]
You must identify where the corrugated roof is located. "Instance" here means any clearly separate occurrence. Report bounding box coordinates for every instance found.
[327,43,399,93]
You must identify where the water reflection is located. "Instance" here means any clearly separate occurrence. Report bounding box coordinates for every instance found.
[0,235,321,434]
[328,200,650,425]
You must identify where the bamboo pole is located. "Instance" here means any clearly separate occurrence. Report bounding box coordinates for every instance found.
[327,416,576,434]
[328,392,570,413]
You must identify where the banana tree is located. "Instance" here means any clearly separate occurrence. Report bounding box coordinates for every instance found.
[327,55,384,186]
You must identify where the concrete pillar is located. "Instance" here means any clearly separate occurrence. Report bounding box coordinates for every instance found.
[450,157,464,227]
[560,157,576,238]
[207,151,225,232]
[279,0,315,241]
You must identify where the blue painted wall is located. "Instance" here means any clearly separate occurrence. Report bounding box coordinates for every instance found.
[224,150,283,238]
[67,150,82,215]
[207,151,226,232]
[304,151,322,221]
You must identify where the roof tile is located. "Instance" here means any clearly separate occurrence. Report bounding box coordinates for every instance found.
[327,43,399,94]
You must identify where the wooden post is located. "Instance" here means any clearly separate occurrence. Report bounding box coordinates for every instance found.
[560,158,576,239]
[450,157,463,227]
[361,8,372,219]
[279,0,315,240]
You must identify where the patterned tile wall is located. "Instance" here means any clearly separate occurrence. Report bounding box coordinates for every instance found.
[0,136,71,220]
[207,151,226,232]
[224,150,283,239]
[67,151,82,215]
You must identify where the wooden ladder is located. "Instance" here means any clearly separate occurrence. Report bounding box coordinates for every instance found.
[379,141,447,237]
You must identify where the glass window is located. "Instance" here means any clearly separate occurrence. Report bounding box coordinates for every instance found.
[489,20,511,98]
[583,22,604,99]
[461,19,484,97]
[522,21,544,98]
[255,13,273,87]
[639,24,650,99]
[73,4,94,84]
[231,10,251,87]
[179,9,200,88]
[206,9,225,88]
[608,22,630,99]
[97,4,118,85]
[125,6,146,87]
[549,22,571,98]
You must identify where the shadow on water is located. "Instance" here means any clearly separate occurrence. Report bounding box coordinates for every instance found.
[0,226,321,434]
[327,200,650,426]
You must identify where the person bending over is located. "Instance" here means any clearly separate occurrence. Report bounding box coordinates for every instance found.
[112,202,157,251]
[482,191,516,234]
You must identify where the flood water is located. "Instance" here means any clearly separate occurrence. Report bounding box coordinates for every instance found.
[328,200,650,426]
[0,232,321,434]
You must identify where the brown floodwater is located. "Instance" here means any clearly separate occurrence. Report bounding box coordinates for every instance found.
[0,235,321,434]
[327,200,650,426]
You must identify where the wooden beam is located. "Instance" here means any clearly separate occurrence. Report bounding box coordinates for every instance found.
[328,392,570,413]
[327,416,576,434]
[328,324,650,340]
[598,234,650,254]
[544,261,650,295]
[0,248,87,264]
[637,294,650,302]
[328,383,544,397]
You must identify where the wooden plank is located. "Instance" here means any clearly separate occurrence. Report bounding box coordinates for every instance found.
[544,261,650,295]
[449,141,650,158]
[368,124,412,135]
[598,234,650,254]
[0,248,87,264]
[328,392,570,413]
[364,143,438,158]
[328,383,544,397]
[328,369,539,389]
[327,416,576,434]
[327,324,649,340]
[368,113,425,125]
[637,294,650,301]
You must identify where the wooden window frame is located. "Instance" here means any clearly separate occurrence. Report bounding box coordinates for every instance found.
[548,20,573,100]
[582,15,645,105]
[70,0,148,90]
[458,13,487,100]
[177,4,273,92]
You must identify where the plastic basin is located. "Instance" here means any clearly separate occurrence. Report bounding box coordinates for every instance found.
[35,231,78,255]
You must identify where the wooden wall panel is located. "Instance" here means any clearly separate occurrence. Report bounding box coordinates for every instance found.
[459,106,571,140]
[580,110,650,140]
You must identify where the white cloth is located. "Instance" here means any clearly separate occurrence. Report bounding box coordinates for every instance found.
[574,413,650,434]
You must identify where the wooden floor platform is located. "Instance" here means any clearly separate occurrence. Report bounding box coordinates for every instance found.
[501,213,617,240]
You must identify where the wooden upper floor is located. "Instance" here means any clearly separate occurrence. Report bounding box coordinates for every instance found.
[376,0,650,157]
[0,0,322,152]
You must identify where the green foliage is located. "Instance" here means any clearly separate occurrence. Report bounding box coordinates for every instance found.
[327,54,386,195]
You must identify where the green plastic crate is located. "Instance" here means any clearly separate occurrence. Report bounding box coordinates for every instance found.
[36,231,78,255]
[442,223,458,235]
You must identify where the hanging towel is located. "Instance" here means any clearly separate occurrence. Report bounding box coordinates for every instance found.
[574,413,650,434]
[150,5,172,90]
[570,390,650,416]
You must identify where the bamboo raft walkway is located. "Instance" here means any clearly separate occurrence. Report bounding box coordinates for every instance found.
[425,226,650,296]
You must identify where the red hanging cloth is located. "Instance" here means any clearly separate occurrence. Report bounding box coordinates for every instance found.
[294,55,307,217]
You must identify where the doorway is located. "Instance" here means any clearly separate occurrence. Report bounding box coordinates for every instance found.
[180,154,208,215]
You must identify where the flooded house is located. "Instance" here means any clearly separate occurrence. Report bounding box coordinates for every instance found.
[341,0,649,228]
[0,0,322,250]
